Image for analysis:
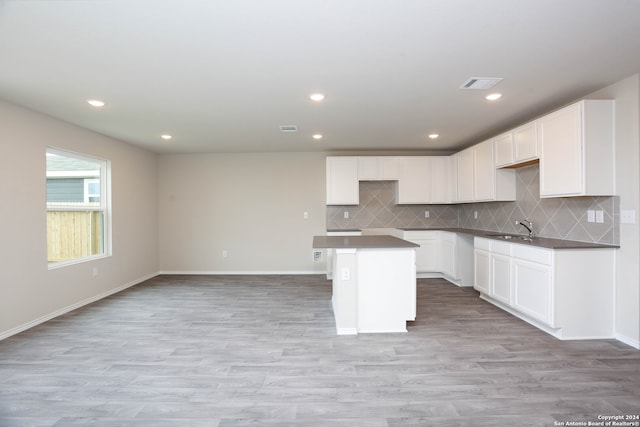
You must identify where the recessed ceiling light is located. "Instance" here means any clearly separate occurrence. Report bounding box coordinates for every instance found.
[486,93,502,101]
[87,99,105,107]
[428,133,439,140]
[161,134,172,140]
[309,93,326,102]
[312,134,324,140]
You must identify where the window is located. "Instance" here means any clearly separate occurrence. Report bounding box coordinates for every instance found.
[46,148,110,267]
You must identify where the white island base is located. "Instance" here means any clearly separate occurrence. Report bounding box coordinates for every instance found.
[331,246,416,335]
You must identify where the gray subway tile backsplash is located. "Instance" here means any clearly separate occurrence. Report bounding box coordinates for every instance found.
[327,164,619,245]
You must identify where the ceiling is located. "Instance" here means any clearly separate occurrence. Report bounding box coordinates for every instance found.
[1,0,640,154]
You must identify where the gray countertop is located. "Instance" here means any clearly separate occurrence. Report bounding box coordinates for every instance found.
[327,228,619,249]
[313,235,419,249]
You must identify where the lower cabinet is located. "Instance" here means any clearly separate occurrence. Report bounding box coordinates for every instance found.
[512,257,553,326]
[473,237,614,340]
[402,231,441,273]
[403,230,474,286]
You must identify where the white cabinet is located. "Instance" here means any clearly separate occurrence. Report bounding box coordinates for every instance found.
[396,156,451,204]
[455,147,474,202]
[397,157,430,204]
[473,238,511,302]
[513,122,538,164]
[358,157,399,181]
[455,141,515,203]
[473,239,491,295]
[440,231,474,286]
[473,237,614,340]
[539,100,614,198]
[430,156,450,203]
[473,139,496,201]
[402,230,441,273]
[491,246,512,306]
[494,122,538,168]
[494,132,514,167]
[326,157,359,205]
[512,256,553,326]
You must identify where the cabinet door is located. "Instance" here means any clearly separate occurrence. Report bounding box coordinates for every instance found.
[539,103,583,197]
[358,157,399,180]
[456,148,474,202]
[397,157,430,204]
[326,157,359,205]
[378,157,399,180]
[491,253,511,305]
[513,122,538,163]
[473,249,491,294]
[357,157,378,181]
[430,156,449,203]
[494,132,514,167]
[513,259,553,326]
[474,139,495,201]
[441,237,456,279]
[414,238,440,273]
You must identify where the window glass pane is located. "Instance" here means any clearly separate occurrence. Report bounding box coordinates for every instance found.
[47,149,108,266]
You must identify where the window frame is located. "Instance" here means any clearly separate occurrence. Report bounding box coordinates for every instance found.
[46,147,112,269]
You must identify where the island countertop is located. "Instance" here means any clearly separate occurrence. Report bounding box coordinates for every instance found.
[313,235,419,249]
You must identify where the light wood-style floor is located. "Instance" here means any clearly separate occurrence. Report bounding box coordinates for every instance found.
[1,275,638,426]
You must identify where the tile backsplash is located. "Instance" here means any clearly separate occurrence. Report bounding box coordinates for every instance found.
[326,164,619,245]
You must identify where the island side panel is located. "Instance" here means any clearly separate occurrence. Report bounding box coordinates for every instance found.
[356,248,417,333]
[332,248,358,335]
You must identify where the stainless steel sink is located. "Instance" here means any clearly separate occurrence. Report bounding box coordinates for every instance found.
[487,234,533,242]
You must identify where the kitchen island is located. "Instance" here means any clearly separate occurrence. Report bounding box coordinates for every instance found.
[312,235,419,335]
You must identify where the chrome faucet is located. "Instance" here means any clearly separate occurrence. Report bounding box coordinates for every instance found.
[516,219,534,238]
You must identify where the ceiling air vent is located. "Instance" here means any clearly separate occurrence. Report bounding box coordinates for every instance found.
[279,125,298,132]
[459,77,503,90]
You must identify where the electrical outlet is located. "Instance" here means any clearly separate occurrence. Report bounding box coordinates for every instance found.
[424,210,430,218]
[474,211,478,220]
[343,211,349,219]
[92,267,99,277]
[587,210,595,223]
[595,210,604,224]
[222,250,228,258]
[621,210,636,224]
[341,267,351,280]
[303,211,309,220]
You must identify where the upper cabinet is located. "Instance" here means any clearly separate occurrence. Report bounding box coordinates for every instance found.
[494,122,538,168]
[326,156,359,205]
[357,156,399,181]
[538,100,614,198]
[396,156,450,204]
[397,157,430,204]
[455,140,516,203]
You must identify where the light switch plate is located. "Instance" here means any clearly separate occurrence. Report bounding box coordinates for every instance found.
[587,210,595,223]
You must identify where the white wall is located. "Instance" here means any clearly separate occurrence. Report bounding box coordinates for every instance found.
[0,100,159,338]
[588,74,640,347]
[157,152,327,273]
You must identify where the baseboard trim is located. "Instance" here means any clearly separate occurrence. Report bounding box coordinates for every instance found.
[0,272,159,341]
[158,270,325,275]
[615,333,640,349]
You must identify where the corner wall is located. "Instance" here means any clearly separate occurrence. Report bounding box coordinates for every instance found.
[589,74,640,348]
[0,100,159,339]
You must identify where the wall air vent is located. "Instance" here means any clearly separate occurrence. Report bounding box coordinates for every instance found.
[279,125,298,132]
[459,77,503,90]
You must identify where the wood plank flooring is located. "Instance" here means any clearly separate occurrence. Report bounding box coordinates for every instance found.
[1,275,639,426]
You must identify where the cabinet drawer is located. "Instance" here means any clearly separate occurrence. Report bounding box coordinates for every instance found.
[474,237,491,251]
[512,244,552,265]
